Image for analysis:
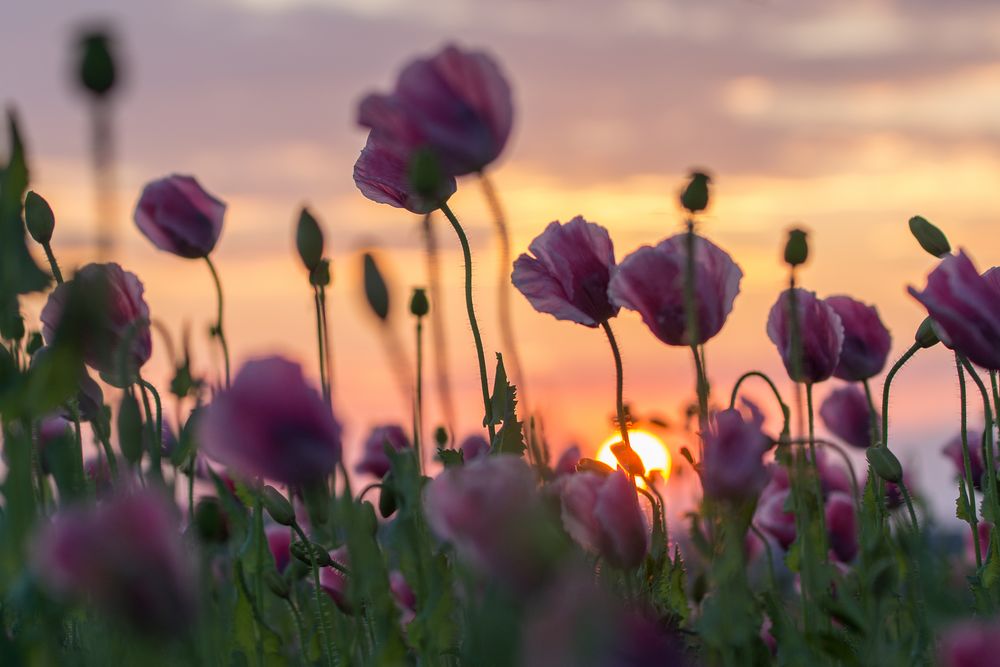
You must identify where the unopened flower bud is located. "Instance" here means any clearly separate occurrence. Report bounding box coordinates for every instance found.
[290,540,333,567]
[309,258,331,288]
[194,497,229,543]
[410,288,429,317]
[866,446,903,484]
[378,480,398,518]
[908,216,950,258]
[261,485,295,526]
[25,191,55,245]
[680,171,711,214]
[362,252,390,321]
[77,30,117,98]
[611,441,646,476]
[576,458,615,477]
[914,316,940,349]
[263,569,290,598]
[296,207,324,273]
[784,228,808,267]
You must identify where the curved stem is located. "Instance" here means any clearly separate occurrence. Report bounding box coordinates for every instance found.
[138,377,163,482]
[439,202,495,442]
[204,256,231,388]
[286,598,310,662]
[729,370,791,437]
[959,357,1000,558]
[600,319,630,450]
[749,523,778,591]
[956,356,982,568]
[880,343,920,451]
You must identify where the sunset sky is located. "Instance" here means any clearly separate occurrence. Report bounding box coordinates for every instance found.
[5,0,1000,519]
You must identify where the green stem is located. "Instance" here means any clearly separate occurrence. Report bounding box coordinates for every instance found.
[415,315,425,474]
[292,522,336,667]
[286,598,310,664]
[729,370,791,435]
[313,287,329,404]
[92,417,119,479]
[254,491,266,667]
[599,319,630,450]
[880,344,920,451]
[42,242,64,284]
[139,376,163,482]
[805,383,828,543]
[959,357,1000,562]
[862,379,881,446]
[439,202,495,442]
[691,345,709,430]
[956,356,983,568]
[205,256,231,388]
[421,212,457,443]
[320,286,334,401]
[899,480,920,535]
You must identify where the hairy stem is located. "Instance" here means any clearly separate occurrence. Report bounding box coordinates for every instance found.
[205,256,231,388]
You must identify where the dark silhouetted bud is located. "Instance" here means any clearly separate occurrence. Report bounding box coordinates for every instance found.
[261,485,295,526]
[363,252,390,321]
[310,258,331,288]
[410,288,429,317]
[908,216,950,258]
[680,171,711,214]
[867,446,903,484]
[296,207,324,272]
[25,191,55,245]
[263,569,290,598]
[194,497,229,543]
[611,441,645,476]
[378,478,398,518]
[434,426,449,447]
[915,317,940,349]
[290,540,333,567]
[117,391,143,465]
[77,30,117,98]
[784,229,808,267]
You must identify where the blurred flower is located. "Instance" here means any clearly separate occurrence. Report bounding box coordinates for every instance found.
[33,490,195,637]
[83,455,115,496]
[908,250,1000,370]
[266,526,292,573]
[767,288,844,383]
[424,455,554,588]
[198,356,342,485]
[134,175,226,258]
[824,295,891,381]
[30,347,105,423]
[755,485,796,549]
[40,263,152,378]
[512,217,618,327]
[358,44,513,177]
[356,424,411,478]
[554,445,581,476]
[389,570,417,625]
[459,434,490,461]
[701,408,769,502]
[825,491,857,563]
[319,546,351,613]
[353,134,456,214]
[819,384,874,449]
[36,416,73,474]
[938,619,1000,667]
[609,234,742,346]
[942,429,986,491]
[560,469,648,569]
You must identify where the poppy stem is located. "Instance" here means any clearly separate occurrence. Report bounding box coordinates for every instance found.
[439,202,495,443]
[599,319,630,451]
[422,213,457,444]
[313,286,329,404]
[41,242,64,284]
[414,312,425,474]
[728,370,791,440]
[138,376,163,482]
[955,355,982,568]
[204,256,231,388]
[292,521,336,667]
[319,285,334,401]
[959,357,1000,567]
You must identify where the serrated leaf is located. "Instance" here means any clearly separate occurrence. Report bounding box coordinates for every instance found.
[488,353,525,457]
[436,447,464,468]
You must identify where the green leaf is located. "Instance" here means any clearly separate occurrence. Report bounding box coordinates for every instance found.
[436,448,464,468]
[488,353,525,457]
[654,546,689,624]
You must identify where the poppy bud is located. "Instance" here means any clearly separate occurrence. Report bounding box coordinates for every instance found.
[296,207,324,273]
[434,426,449,447]
[410,288,429,317]
[784,228,808,267]
[362,252,390,321]
[263,569,290,598]
[25,191,55,245]
[866,446,903,484]
[261,485,295,526]
[290,540,333,567]
[576,458,614,477]
[908,215,950,258]
[914,316,940,348]
[611,442,645,476]
[77,30,117,98]
[680,171,711,214]
[309,258,331,288]
[117,391,143,465]
[378,479,398,518]
[194,497,229,543]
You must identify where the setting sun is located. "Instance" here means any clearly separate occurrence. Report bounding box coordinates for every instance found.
[596,429,672,484]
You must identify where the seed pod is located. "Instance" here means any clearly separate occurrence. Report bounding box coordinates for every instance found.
[680,171,711,214]
[296,207,324,273]
[25,191,55,245]
[290,540,333,567]
[914,316,940,349]
[409,288,429,317]
[908,216,950,258]
[362,252,389,321]
[866,446,903,484]
[261,485,295,526]
[784,229,808,267]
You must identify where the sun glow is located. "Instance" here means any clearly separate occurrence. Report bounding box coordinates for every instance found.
[596,430,672,484]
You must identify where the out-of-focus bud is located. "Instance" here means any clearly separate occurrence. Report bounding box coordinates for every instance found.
[117,392,143,465]
[915,316,940,348]
[680,171,711,214]
[866,446,903,484]
[784,228,808,267]
[362,252,390,321]
[576,458,614,477]
[434,426,449,447]
[908,215,950,258]
[76,30,117,98]
[378,477,398,518]
[296,207,324,273]
[261,485,295,526]
[410,287,429,317]
[611,441,645,476]
[194,497,229,543]
[263,569,290,598]
[291,540,333,567]
[310,258,331,288]
[25,191,55,245]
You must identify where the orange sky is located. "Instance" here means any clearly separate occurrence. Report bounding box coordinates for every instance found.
[6,0,1000,519]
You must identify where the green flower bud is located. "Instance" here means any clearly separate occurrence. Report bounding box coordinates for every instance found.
[194,497,229,543]
[908,216,950,258]
[914,317,940,349]
[362,252,389,321]
[309,258,331,288]
[409,288,429,317]
[263,570,290,599]
[296,207,324,272]
[25,191,55,245]
[117,392,143,465]
[261,485,295,526]
[77,31,117,98]
[434,426,449,447]
[784,228,809,267]
[680,171,711,214]
[378,478,397,518]
[866,446,903,484]
[290,540,333,567]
